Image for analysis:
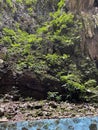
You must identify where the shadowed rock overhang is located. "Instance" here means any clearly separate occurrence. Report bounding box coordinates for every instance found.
[94,0,98,7]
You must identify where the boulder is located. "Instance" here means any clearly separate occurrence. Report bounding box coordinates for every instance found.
[0,108,4,117]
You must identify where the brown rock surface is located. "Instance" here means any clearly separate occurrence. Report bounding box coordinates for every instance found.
[0,100,98,121]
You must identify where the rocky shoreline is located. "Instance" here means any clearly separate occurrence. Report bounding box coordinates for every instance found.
[0,99,98,122]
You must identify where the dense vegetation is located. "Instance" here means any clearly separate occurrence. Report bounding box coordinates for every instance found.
[0,0,98,102]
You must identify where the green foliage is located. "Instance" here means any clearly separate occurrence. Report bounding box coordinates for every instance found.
[46,54,60,65]
[37,11,76,46]
[1,0,96,102]
[16,0,37,5]
[6,0,13,7]
[16,0,22,3]
[1,36,12,45]
[57,0,65,9]
[65,80,85,92]
[27,7,33,14]
[24,0,37,6]
[47,91,61,101]
[3,28,16,36]
[0,5,83,100]
[84,79,97,88]
[60,74,85,91]
[46,53,69,66]
[78,58,98,81]
[60,74,81,83]
[50,12,75,45]
[60,74,86,101]
[36,0,82,58]
[37,25,49,34]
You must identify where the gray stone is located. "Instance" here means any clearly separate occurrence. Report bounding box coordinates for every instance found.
[89,123,97,130]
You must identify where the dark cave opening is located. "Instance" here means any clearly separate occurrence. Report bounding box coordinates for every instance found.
[94,0,98,7]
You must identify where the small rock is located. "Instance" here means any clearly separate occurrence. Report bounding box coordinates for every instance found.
[22,127,28,130]
[45,112,52,116]
[0,59,3,64]
[36,111,43,116]
[4,94,13,100]
[34,105,43,109]
[0,117,8,122]
[49,102,57,108]
[0,108,4,117]
[27,103,43,110]
[89,123,97,130]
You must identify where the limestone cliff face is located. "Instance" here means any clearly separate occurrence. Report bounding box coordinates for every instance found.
[67,0,98,60]
[1,0,97,60]
[67,0,94,12]
[0,0,58,34]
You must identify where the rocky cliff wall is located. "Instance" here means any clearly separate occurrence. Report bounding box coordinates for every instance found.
[67,0,94,12]
[0,0,98,101]
[0,0,60,99]
[0,0,59,34]
[67,0,98,61]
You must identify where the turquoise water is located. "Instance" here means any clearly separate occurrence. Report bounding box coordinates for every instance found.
[0,116,98,130]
